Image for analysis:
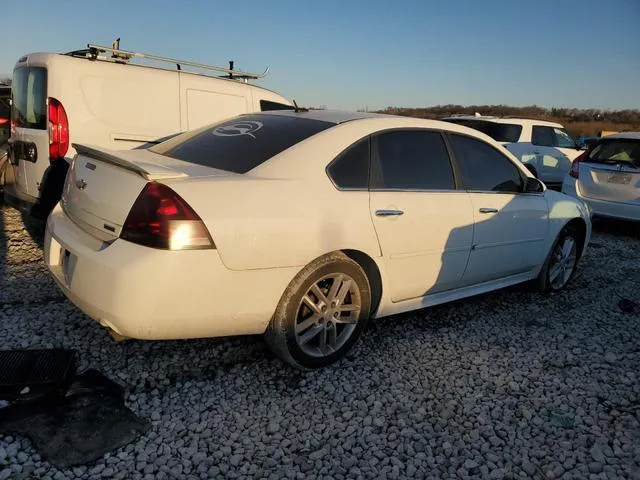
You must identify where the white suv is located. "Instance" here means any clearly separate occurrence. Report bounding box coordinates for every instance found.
[442,115,583,189]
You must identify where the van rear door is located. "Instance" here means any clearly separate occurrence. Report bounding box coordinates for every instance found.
[11,65,49,199]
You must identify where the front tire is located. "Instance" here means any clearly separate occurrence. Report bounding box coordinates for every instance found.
[535,224,581,292]
[265,252,372,370]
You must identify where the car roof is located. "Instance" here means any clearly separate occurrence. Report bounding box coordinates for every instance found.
[254,108,394,124]
[442,115,564,128]
[601,131,640,141]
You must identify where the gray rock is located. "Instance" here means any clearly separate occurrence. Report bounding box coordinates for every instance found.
[590,445,605,463]
[588,462,603,474]
[0,469,11,480]
[464,459,479,470]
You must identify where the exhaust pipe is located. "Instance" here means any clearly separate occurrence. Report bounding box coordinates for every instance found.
[106,327,129,342]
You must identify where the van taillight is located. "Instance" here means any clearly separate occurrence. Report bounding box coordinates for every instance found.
[48,97,69,162]
[0,117,8,125]
[120,182,215,251]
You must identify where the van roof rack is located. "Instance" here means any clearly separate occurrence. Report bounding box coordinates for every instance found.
[65,38,269,83]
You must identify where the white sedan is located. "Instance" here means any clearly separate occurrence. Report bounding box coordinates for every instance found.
[44,109,592,369]
[562,132,640,222]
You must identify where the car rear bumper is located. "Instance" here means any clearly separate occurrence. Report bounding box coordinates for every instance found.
[562,176,640,222]
[44,202,299,340]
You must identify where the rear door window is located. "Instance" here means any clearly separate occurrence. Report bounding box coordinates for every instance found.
[11,67,47,130]
[370,129,455,190]
[151,114,334,173]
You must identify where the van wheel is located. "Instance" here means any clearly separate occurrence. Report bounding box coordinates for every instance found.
[265,252,371,370]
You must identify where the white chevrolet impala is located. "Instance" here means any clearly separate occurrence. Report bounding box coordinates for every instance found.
[44,110,592,369]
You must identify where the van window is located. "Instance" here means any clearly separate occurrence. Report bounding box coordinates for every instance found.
[260,100,293,111]
[11,67,47,130]
[443,119,522,143]
[151,114,334,174]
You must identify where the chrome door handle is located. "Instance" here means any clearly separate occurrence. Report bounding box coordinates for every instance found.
[479,208,498,214]
[375,209,404,217]
[533,150,541,154]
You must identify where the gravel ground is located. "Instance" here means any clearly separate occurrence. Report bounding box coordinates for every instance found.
[0,205,639,480]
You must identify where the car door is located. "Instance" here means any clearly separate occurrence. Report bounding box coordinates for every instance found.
[368,129,474,303]
[447,132,549,286]
[531,125,576,184]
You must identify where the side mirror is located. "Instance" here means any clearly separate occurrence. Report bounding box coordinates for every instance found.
[524,177,544,193]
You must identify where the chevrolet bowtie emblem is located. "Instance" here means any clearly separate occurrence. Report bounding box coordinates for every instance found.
[76,179,87,190]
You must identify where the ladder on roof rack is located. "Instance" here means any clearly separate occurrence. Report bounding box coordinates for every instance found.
[77,40,269,82]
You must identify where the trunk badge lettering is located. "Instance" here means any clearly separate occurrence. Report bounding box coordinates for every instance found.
[76,179,87,190]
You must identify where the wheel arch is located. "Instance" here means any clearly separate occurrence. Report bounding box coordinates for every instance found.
[341,249,383,317]
[564,217,588,258]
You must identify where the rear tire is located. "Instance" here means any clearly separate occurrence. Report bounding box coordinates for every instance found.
[265,252,371,370]
[535,224,581,292]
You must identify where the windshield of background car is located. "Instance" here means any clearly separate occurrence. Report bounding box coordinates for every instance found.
[151,114,334,173]
[588,139,640,168]
[445,119,522,143]
[11,67,47,130]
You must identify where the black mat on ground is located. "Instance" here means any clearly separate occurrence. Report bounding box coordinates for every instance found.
[0,369,150,469]
[0,349,77,401]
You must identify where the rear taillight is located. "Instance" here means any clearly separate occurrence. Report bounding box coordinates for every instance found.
[48,97,69,162]
[0,117,8,125]
[120,182,215,251]
[569,150,589,179]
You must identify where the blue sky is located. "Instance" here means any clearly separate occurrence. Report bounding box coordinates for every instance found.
[2,0,639,111]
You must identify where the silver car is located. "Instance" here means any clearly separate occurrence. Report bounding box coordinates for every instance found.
[562,132,640,222]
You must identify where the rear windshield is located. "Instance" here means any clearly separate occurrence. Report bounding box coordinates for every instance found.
[11,67,47,130]
[150,114,334,173]
[589,139,640,168]
[444,119,522,143]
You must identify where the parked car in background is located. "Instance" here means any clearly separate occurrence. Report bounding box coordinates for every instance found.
[4,40,294,220]
[441,115,583,189]
[0,82,10,189]
[562,132,640,222]
[44,109,592,370]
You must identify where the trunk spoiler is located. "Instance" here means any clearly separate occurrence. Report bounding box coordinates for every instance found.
[72,143,188,181]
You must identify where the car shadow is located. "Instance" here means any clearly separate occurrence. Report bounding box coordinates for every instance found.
[592,217,640,240]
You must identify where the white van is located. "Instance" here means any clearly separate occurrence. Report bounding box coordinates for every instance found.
[4,42,294,218]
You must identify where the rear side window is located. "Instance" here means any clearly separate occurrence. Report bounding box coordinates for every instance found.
[449,133,524,193]
[371,130,455,190]
[327,137,370,189]
[11,67,47,130]
[151,114,333,173]
[446,119,522,143]
[260,100,293,111]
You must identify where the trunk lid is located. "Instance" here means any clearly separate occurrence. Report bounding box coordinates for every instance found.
[62,144,230,241]
[578,162,640,204]
[577,138,640,203]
